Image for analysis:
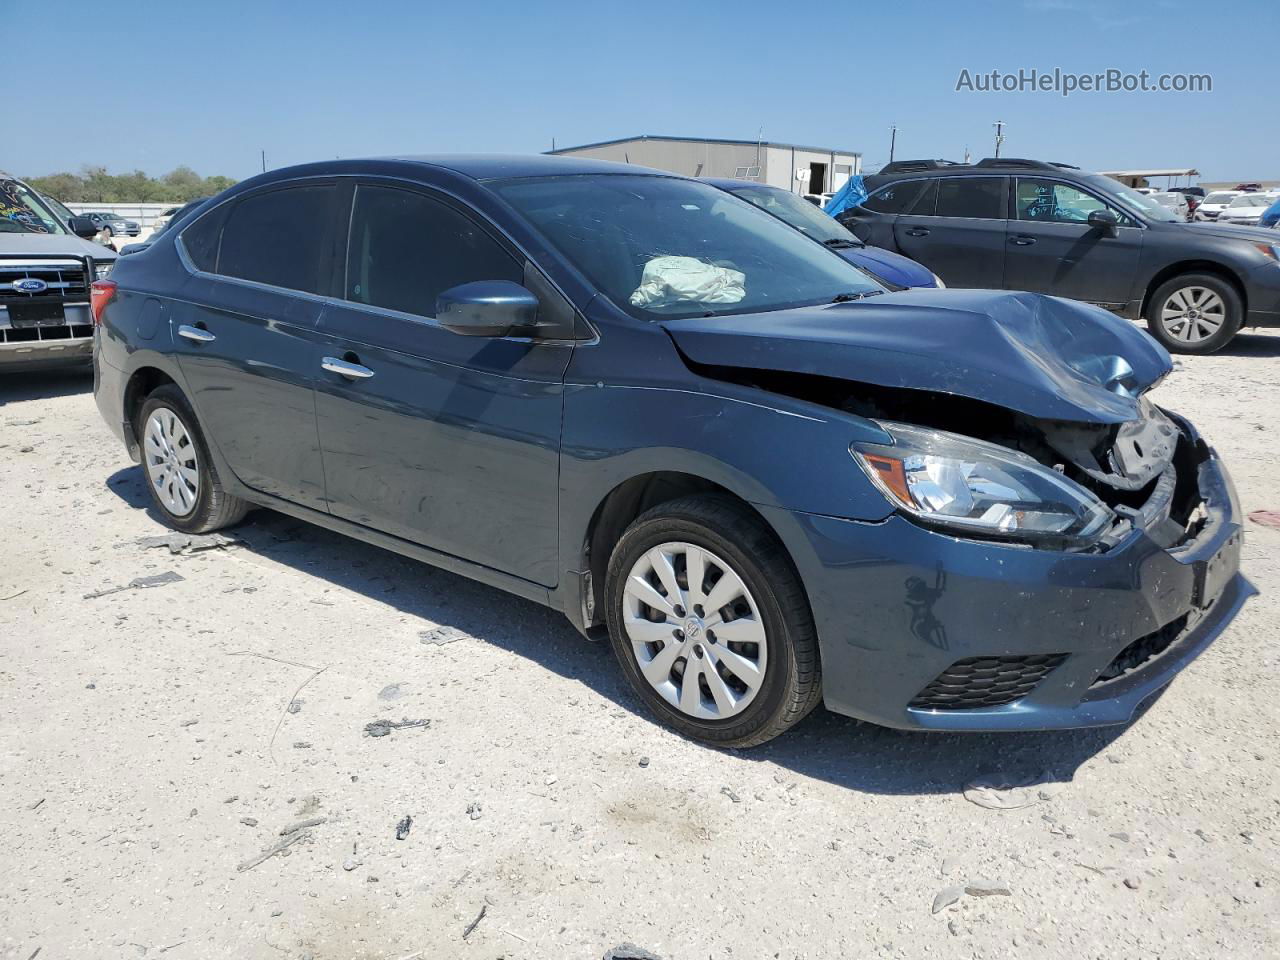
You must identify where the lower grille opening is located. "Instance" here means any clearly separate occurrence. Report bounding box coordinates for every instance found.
[909,654,1068,710]
[1091,614,1191,687]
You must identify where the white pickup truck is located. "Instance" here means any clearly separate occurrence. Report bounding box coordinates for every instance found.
[1,172,118,369]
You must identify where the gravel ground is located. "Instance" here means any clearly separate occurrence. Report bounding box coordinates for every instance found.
[2,330,1278,960]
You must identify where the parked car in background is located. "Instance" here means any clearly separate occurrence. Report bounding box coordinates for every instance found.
[1235,183,1263,192]
[119,197,212,256]
[703,178,943,289]
[1217,192,1279,227]
[84,212,141,238]
[153,206,183,231]
[1150,191,1190,220]
[92,155,1245,746]
[1169,186,1205,217]
[1,171,117,369]
[1194,190,1243,221]
[838,157,1280,353]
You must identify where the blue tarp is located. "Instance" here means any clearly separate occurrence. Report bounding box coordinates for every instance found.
[1261,196,1280,229]
[823,175,868,218]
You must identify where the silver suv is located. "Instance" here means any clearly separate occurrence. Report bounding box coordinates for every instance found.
[1,173,117,369]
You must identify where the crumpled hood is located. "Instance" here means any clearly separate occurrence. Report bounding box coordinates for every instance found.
[840,244,937,288]
[663,289,1172,424]
[0,231,116,261]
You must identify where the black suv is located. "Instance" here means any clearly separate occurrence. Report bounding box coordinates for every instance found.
[838,158,1280,354]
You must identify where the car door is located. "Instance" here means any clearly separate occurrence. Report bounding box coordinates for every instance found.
[171,183,340,509]
[890,176,1008,288]
[1002,177,1144,307]
[314,180,573,587]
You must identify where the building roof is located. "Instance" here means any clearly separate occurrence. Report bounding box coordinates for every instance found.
[1099,168,1200,178]
[548,135,861,158]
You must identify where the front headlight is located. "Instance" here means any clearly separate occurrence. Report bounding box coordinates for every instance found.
[852,421,1113,546]
[94,261,114,280]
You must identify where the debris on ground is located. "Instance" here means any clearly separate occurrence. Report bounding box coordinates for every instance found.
[963,771,1059,810]
[461,904,487,940]
[419,626,466,646]
[719,786,741,803]
[467,802,483,821]
[395,815,413,840]
[1247,510,1280,529]
[603,943,665,960]
[965,880,1012,897]
[364,718,431,738]
[342,858,358,872]
[236,828,313,872]
[638,756,649,768]
[239,817,258,827]
[287,700,303,715]
[932,886,965,914]
[84,571,184,600]
[378,683,407,700]
[134,532,244,555]
[1124,877,1141,890]
[279,817,327,836]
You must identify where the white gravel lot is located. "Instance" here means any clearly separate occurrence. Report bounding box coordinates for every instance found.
[2,330,1278,960]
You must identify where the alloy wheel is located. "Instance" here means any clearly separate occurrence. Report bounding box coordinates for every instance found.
[144,407,200,516]
[1159,286,1226,344]
[621,541,767,720]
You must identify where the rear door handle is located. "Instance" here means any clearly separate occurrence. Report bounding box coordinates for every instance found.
[177,324,216,343]
[322,356,375,379]
[1010,235,1038,246]
[904,227,931,237]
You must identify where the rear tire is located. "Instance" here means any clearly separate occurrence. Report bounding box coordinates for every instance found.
[604,495,821,748]
[1145,272,1242,354]
[136,384,250,533]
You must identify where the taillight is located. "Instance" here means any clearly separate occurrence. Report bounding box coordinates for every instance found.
[90,279,117,326]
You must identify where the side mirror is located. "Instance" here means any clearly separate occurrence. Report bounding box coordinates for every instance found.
[436,280,540,337]
[68,216,99,239]
[1087,209,1119,236]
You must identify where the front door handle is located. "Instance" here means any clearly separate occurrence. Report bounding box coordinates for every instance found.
[322,356,375,379]
[1009,235,1038,246]
[904,227,931,237]
[177,324,216,343]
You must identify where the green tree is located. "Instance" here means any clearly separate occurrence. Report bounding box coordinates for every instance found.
[21,165,238,203]
[25,171,85,202]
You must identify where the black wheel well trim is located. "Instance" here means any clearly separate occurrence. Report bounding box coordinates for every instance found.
[1141,261,1247,320]
[122,365,180,456]
[577,471,803,630]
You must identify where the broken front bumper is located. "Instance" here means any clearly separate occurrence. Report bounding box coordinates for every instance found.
[761,423,1249,732]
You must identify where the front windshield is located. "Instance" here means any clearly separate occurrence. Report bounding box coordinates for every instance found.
[1094,177,1181,222]
[1229,194,1269,208]
[491,175,884,320]
[1204,192,1237,205]
[0,179,69,235]
[724,184,853,244]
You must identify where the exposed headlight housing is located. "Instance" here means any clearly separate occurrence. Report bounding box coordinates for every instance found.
[852,421,1113,547]
[1253,242,1280,262]
[94,261,114,280]
[931,273,947,289]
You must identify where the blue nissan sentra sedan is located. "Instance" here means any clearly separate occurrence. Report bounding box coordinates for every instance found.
[91,155,1247,747]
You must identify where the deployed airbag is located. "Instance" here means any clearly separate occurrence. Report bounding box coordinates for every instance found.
[630,256,745,308]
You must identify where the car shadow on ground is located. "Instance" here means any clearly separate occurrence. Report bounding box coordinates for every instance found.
[0,367,93,407]
[106,467,1133,797]
[1210,330,1280,358]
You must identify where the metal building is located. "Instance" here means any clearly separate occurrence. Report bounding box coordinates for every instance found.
[547,135,862,196]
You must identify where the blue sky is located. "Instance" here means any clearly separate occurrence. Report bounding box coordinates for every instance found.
[9,0,1277,182]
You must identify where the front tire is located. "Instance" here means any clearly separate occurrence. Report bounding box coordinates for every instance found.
[137,385,250,533]
[1145,272,1242,354]
[604,495,821,748]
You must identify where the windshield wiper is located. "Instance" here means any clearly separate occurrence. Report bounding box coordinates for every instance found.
[821,238,860,249]
[830,290,885,303]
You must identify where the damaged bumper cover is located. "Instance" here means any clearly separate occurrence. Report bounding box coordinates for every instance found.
[761,416,1249,732]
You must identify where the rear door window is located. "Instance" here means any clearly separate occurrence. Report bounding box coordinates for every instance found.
[343,184,522,319]
[215,185,338,295]
[860,181,926,214]
[933,177,1006,219]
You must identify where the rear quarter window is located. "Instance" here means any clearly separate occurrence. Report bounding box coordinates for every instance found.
[860,181,926,214]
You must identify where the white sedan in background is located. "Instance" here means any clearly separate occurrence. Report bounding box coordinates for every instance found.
[1194,190,1243,221]
[1217,192,1279,227]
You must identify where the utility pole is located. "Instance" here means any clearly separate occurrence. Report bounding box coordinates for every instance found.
[261,150,266,173]
[992,121,1005,158]
[888,125,897,162]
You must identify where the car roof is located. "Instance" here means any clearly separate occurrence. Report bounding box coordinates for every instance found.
[700,177,775,191]
[387,153,670,180]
